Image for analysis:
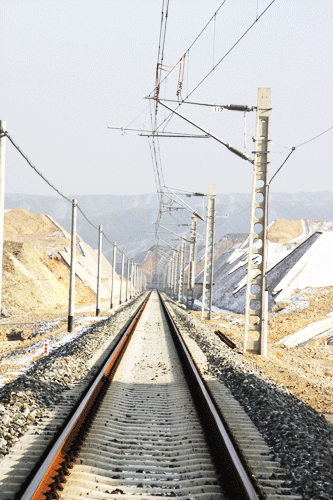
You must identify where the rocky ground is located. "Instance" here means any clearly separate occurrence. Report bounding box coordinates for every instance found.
[168,296,333,500]
[192,286,333,418]
[0,295,145,457]
[0,290,332,499]
[1,211,333,498]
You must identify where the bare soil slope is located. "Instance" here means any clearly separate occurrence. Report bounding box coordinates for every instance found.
[1,209,96,320]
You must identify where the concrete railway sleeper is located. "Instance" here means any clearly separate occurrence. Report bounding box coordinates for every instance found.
[17,291,260,500]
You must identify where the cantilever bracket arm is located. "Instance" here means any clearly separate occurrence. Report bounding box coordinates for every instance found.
[162,191,205,222]
[145,97,253,164]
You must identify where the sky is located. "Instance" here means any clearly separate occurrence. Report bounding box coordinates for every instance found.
[0,0,332,199]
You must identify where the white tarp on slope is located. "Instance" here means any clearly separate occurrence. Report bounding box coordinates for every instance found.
[46,215,122,300]
[273,232,333,301]
[60,246,120,300]
[276,317,333,347]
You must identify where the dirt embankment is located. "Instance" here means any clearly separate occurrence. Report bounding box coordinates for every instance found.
[1,209,96,323]
[267,219,304,243]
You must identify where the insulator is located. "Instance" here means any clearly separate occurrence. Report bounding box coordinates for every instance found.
[226,144,251,161]
[227,104,252,111]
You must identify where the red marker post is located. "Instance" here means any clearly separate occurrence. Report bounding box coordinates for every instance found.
[44,339,49,355]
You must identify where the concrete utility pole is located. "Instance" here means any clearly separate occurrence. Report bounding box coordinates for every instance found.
[0,121,6,317]
[96,225,102,316]
[167,260,171,294]
[169,255,173,296]
[133,263,136,296]
[201,184,216,320]
[169,251,175,297]
[130,260,133,299]
[244,88,271,355]
[126,256,129,302]
[110,242,116,309]
[178,236,186,303]
[68,199,77,332]
[187,216,197,310]
[174,245,180,300]
[119,251,125,304]
[163,267,166,291]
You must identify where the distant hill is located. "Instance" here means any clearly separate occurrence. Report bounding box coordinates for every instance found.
[6,191,333,260]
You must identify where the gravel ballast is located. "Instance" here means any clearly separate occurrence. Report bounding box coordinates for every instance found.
[0,295,147,458]
[1,291,332,500]
[167,299,333,500]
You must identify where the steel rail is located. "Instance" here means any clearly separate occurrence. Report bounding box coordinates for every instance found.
[215,329,237,349]
[19,292,151,500]
[159,293,261,500]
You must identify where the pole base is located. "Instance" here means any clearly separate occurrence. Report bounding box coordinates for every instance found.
[96,308,100,316]
[68,315,74,332]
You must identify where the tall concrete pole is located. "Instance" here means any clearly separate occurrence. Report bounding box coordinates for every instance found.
[166,260,171,294]
[96,225,102,316]
[178,236,186,303]
[110,241,116,309]
[187,216,197,310]
[126,256,129,302]
[170,254,174,297]
[201,184,216,320]
[68,199,77,332]
[119,251,125,304]
[133,261,136,296]
[130,260,133,299]
[173,248,179,299]
[0,121,6,316]
[244,88,271,355]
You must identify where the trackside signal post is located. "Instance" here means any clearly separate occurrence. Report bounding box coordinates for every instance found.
[201,184,216,320]
[244,88,271,355]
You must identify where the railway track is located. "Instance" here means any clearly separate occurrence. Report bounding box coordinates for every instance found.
[3,290,306,500]
[8,290,261,500]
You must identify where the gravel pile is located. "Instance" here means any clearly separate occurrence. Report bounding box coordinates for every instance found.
[0,295,146,457]
[169,301,333,500]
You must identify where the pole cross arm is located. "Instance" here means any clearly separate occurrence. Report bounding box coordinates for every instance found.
[148,99,254,164]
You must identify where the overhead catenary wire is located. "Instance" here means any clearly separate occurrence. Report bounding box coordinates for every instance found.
[149,0,228,99]
[177,0,276,104]
[117,1,235,244]
[154,0,276,133]
[295,125,333,148]
[269,125,333,184]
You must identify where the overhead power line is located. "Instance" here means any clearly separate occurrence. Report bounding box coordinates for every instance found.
[295,125,333,148]
[154,0,276,132]
[3,131,121,251]
[150,0,228,98]
[182,0,276,104]
[5,132,71,204]
[269,125,333,184]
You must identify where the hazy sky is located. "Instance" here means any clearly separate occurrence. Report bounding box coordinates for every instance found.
[1,0,332,198]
